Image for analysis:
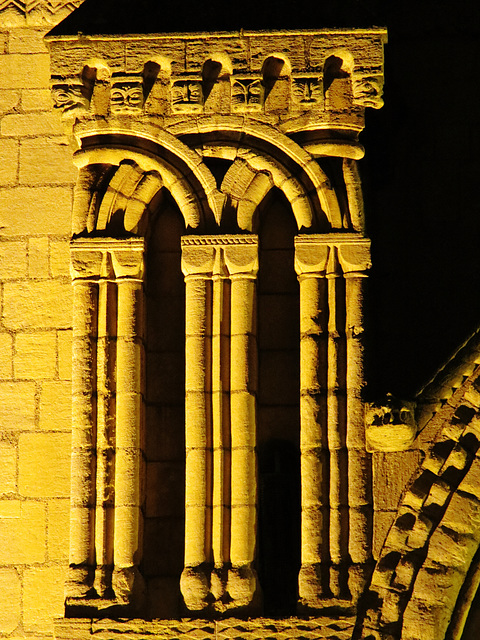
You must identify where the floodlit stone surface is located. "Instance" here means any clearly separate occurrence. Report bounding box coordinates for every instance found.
[5,2,480,639]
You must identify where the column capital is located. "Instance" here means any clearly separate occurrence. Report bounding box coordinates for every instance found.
[70,238,145,281]
[294,234,371,276]
[181,235,258,278]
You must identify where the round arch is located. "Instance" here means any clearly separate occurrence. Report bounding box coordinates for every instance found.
[356,380,480,640]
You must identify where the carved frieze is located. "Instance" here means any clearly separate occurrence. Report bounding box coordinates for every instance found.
[51,80,90,116]
[110,77,144,114]
[171,80,203,113]
[231,78,263,112]
[292,77,322,107]
[352,74,384,109]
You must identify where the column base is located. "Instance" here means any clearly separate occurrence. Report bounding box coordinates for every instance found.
[180,565,211,612]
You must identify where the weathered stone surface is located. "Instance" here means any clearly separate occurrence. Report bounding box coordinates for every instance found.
[0,500,46,563]
[14,331,57,379]
[18,432,71,497]
[0,53,50,89]
[39,380,72,430]
[23,565,67,633]
[0,568,21,634]
[20,138,77,185]
[0,441,17,494]
[28,236,50,277]
[0,138,18,186]
[0,381,36,429]
[0,240,27,278]
[3,280,73,329]
[0,186,72,235]
[0,333,13,379]
[47,498,70,560]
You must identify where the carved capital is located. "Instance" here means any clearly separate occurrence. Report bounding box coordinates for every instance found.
[365,394,417,452]
[181,235,258,278]
[70,238,145,281]
[295,234,371,276]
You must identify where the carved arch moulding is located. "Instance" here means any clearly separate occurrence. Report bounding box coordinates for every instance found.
[46,25,389,629]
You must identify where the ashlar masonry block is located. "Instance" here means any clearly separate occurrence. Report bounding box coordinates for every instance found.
[50,240,70,277]
[47,498,70,560]
[28,237,50,277]
[0,53,50,90]
[23,565,67,633]
[0,186,72,236]
[3,280,73,330]
[1,111,63,137]
[18,432,71,497]
[39,380,72,430]
[57,329,72,380]
[14,331,57,379]
[0,138,19,186]
[0,333,13,379]
[20,138,77,185]
[0,568,21,634]
[0,441,17,494]
[0,240,27,279]
[21,88,54,112]
[0,381,36,429]
[0,500,46,564]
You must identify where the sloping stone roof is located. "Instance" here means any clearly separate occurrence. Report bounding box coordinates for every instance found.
[47,0,382,36]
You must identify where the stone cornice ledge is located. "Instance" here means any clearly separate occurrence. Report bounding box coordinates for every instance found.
[54,616,356,640]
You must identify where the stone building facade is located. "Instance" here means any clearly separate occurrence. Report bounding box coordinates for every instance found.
[0,2,479,640]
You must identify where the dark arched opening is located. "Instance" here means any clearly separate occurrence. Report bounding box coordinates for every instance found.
[256,190,301,615]
[143,196,186,618]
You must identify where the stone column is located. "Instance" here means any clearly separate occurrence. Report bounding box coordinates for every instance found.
[226,237,259,609]
[68,239,145,608]
[295,234,371,609]
[68,246,101,601]
[181,239,215,611]
[180,236,259,613]
[339,240,372,600]
[295,236,329,606]
[111,240,146,604]
[94,255,116,597]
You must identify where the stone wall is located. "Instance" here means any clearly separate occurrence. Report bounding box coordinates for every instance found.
[0,4,78,634]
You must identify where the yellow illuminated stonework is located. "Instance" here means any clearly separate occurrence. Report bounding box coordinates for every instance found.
[1,2,480,640]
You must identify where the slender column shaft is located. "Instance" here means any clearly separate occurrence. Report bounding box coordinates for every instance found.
[327,263,346,596]
[228,261,258,609]
[345,273,372,597]
[94,279,116,596]
[113,277,144,601]
[229,275,256,567]
[211,269,230,571]
[297,275,328,597]
[68,278,98,598]
[181,274,212,610]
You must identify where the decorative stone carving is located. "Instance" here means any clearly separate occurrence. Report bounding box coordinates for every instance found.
[292,77,322,106]
[231,78,263,112]
[171,80,203,112]
[352,74,384,109]
[110,77,144,113]
[365,395,417,452]
[51,81,90,116]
